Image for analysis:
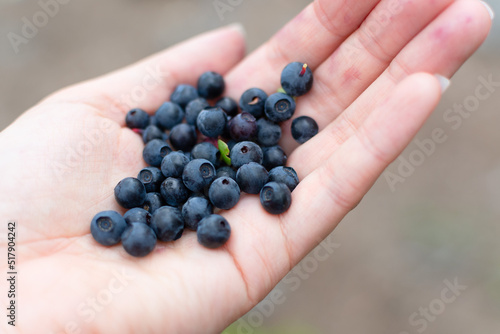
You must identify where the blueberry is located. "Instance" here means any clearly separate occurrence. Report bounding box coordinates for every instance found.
[239,88,268,118]
[268,166,299,192]
[208,177,240,210]
[142,192,164,214]
[126,108,150,129]
[215,97,239,117]
[169,124,197,152]
[256,118,281,147]
[124,208,152,226]
[90,211,127,246]
[143,139,172,167]
[281,62,313,97]
[138,167,164,193]
[230,141,263,169]
[151,206,184,242]
[196,107,227,138]
[182,159,216,193]
[182,196,213,231]
[114,177,146,209]
[265,93,296,123]
[160,177,191,207]
[121,223,157,257]
[216,166,236,181]
[170,84,199,108]
[191,142,220,166]
[291,116,319,144]
[155,102,184,130]
[161,151,190,178]
[142,125,164,144]
[228,112,257,142]
[236,162,269,194]
[185,98,210,126]
[197,214,231,249]
[262,146,287,170]
[260,182,292,215]
[197,71,225,99]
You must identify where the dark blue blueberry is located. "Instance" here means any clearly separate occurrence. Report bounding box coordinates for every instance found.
[114,177,146,209]
[151,206,184,242]
[197,214,231,249]
[197,71,225,99]
[126,108,150,129]
[265,93,296,123]
[236,162,268,194]
[169,123,197,152]
[260,182,292,215]
[161,151,190,178]
[160,177,191,207]
[268,166,299,192]
[182,196,213,231]
[239,88,268,118]
[170,84,199,109]
[155,102,184,130]
[191,142,220,166]
[124,208,152,226]
[142,192,164,214]
[262,146,287,170]
[256,118,281,147]
[138,167,164,193]
[121,222,157,257]
[230,141,263,169]
[185,98,210,126]
[215,97,239,117]
[291,116,319,144]
[216,166,236,181]
[281,62,313,97]
[228,112,257,141]
[142,125,164,144]
[208,177,240,210]
[196,107,227,138]
[143,139,172,167]
[182,159,216,193]
[90,211,127,246]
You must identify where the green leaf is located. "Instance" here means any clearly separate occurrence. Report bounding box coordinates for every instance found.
[218,139,231,166]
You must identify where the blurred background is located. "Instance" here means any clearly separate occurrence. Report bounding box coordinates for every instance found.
[1,0,499,333]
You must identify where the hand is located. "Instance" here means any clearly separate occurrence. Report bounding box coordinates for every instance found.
[0,0,492,333]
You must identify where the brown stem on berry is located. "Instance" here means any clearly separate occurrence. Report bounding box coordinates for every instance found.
[249,96,260,105]
[299,63,308,77]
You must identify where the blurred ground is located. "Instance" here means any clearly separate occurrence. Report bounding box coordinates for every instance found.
[1,1,499,333]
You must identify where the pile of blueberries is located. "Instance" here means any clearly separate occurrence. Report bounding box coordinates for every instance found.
[90,62,319,257]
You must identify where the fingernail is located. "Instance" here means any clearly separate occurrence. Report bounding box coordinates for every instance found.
[227,22,246,38]
[480,1,495,20]
[435,74,451,93]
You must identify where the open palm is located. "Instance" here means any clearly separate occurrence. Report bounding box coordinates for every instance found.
[0,0,492,333]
